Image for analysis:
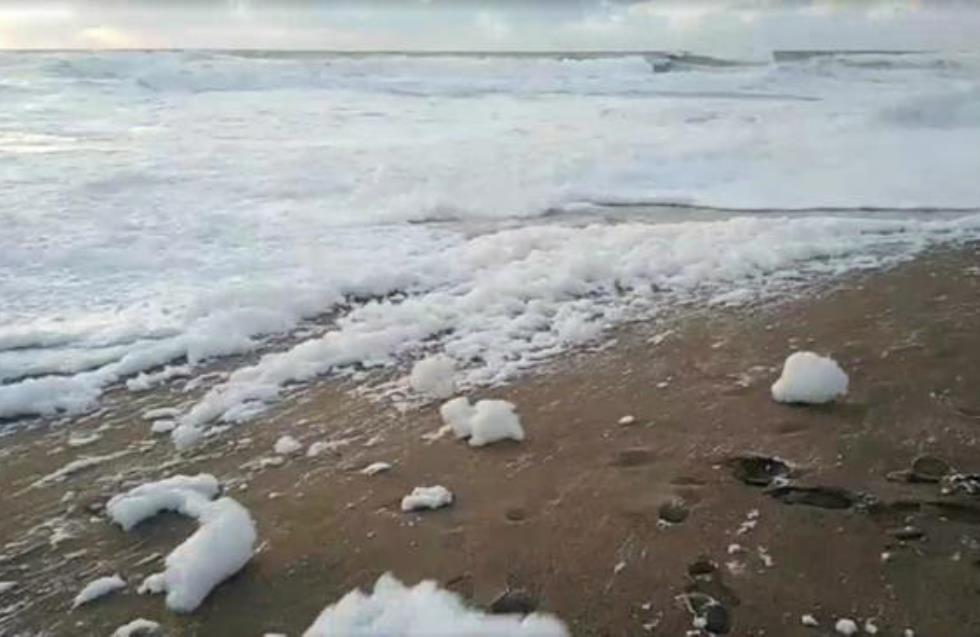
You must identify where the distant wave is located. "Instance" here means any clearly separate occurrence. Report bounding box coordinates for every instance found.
[5,49,967,97]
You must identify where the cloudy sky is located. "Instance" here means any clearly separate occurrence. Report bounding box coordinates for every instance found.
[1,1,978,54]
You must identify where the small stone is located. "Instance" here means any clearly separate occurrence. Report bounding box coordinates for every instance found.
[889,525,925,541]
[703,602,731,634]
[910,455,950,483]
[489,589,538,615]
[658,498,689,524]
[801,613,819,627]
[835,618,859,635]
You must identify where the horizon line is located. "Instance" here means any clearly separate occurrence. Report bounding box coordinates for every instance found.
[0,47,937,56]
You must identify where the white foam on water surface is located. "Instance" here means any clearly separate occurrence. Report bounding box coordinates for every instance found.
[1,51,979,426]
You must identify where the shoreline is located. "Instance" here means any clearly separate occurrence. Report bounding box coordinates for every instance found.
[1,243,978,635]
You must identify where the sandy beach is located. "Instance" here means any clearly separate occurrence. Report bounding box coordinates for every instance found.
[0,243,977,635]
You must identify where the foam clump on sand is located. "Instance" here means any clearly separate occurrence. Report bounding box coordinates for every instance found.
[107,474,256,613]
[273,435,302,456]
[302,573,569,637]
[111,618,161,636]
[440,397,477,439]
[401,486,453,512]
[834,618,859,635]
[361,462,392,476]
[439,397,524,447]
[142,407,181,421]
[171,423,207,451]
[106,474,220,531]
[72,574,126,608]
[150,419,177,434]
[409,355,456,399]
[771,351,848,404]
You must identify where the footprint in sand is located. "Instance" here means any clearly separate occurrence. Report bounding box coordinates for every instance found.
[768,485,857,510]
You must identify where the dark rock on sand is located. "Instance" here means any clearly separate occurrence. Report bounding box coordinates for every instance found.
[768,485,856,510]
[704,601,732,634]
[730,455,791,487]
[889,525,926,541]
[489,589,538,615]
[683,592,732,634]
[888,456,952,485]
[658,498,690,523]
[910,455,951,483]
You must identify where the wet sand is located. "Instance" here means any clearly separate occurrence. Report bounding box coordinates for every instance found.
[1,244,979,636]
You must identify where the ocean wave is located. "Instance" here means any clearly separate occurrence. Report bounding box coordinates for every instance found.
[8,49,969,96]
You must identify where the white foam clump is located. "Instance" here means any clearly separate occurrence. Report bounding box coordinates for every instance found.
[440,398,524,447]
[127,365,192,391]
[111,618,161,637]
[303,573,568,637]
[401,486,453,512]
[835,618,859,636]
[106,474,256,613]
[771,351,849,405]
[409,355,457,399]
[150,419,177,434]
[440,397,477,439]
[361,462,392,476]
[142,407,181,421]
[170,422,207,451]
[67,432,101,447]
[273,435,302,456]
[106,474,220,531]
[72,574,126,608]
